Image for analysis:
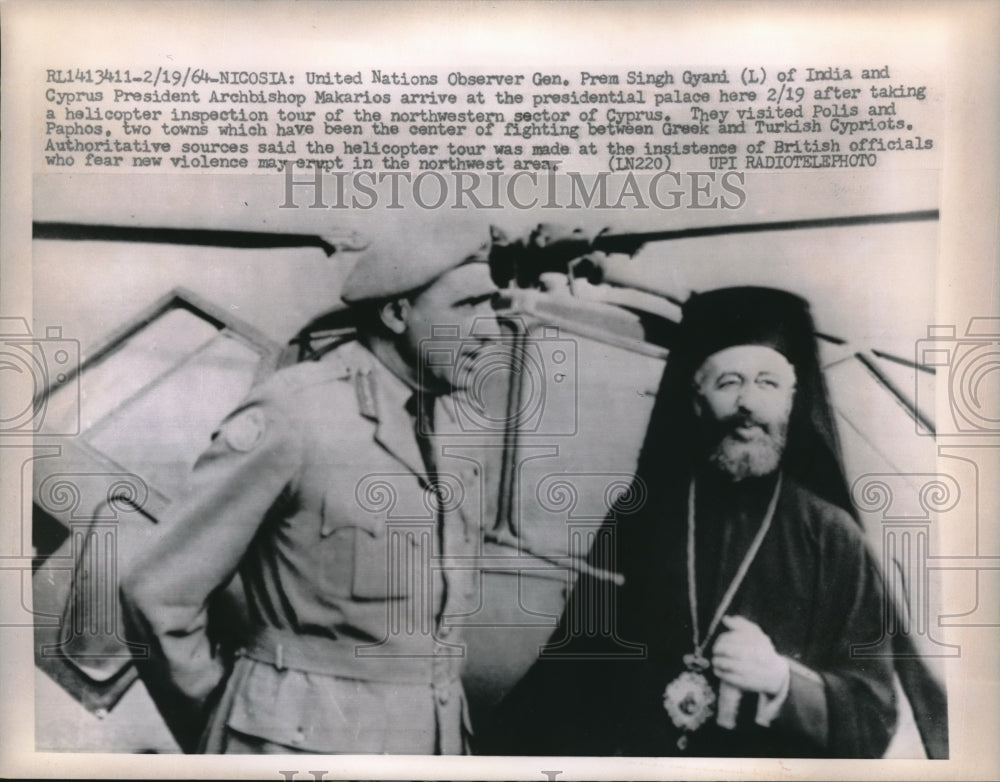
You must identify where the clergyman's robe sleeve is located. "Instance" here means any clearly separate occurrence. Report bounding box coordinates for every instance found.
[766,490,897,757]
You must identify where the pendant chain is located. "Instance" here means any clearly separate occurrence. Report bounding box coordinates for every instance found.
[686,472,782,662]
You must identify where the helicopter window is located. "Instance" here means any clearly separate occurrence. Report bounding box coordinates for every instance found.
[35,290,281,525]
[86,330,263,496]
[43,307,219,435]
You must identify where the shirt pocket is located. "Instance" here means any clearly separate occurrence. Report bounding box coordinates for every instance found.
[320,483,432,599]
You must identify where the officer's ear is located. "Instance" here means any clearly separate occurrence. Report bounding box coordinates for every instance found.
[377,297,411,335]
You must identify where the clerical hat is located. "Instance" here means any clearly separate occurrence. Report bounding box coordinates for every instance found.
[639,285,855,518]
[670,286,817,378]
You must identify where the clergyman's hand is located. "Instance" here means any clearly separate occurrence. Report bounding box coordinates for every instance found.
[711,615,789,696]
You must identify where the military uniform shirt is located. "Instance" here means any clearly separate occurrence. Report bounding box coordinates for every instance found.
[121,340,483,754]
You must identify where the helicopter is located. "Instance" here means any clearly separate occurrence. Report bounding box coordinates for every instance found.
[25,183,952,757]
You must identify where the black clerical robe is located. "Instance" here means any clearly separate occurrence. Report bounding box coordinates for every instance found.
[481,474,897,758]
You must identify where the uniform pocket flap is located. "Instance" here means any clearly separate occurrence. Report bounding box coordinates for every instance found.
[319,488,428,599]
[320,486,388,538]
[321,480,435,539]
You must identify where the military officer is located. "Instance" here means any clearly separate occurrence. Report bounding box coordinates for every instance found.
[121,225,500,754]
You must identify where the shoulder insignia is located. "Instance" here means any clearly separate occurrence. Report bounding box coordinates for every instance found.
[355,369,378,419]
[316,339,373,382]
[220,407,267,452]
[318,350,352,380]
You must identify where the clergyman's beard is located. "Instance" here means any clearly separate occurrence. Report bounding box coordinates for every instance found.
[704,414,788,481]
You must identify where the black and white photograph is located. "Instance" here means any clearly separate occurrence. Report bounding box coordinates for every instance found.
[2,2,998,780]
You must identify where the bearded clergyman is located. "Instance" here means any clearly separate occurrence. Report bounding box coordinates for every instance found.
[482,286,897,758]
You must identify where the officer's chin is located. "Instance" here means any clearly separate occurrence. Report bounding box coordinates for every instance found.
[444,371,473,394]
[426,368,462,394]
[447,355,480,391]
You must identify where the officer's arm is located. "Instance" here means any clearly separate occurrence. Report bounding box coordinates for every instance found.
[121,388,302,751]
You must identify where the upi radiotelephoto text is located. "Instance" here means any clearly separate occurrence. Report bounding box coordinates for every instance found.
[42,65,935,177]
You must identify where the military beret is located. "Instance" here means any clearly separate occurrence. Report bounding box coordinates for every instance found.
[341,220,492,305]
